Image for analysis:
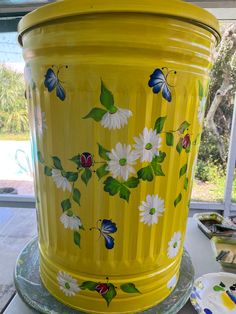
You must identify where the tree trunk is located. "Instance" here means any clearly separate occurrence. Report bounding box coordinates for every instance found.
[205,24,236,161]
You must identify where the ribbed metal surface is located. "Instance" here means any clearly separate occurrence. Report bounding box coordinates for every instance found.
[23,11,216,313]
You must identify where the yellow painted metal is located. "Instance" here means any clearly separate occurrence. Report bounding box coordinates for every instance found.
[19,1,219,313]
[18,0,220,45]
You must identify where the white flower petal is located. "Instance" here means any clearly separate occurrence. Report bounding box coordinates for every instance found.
[60,212,82,230]
[167,231,182,259]
[35,105,47,137]
[167,274,177,290]
[101,108,132,130]
[139,194,165,226]
[198,97,207,124]
[134,128,162,162]
[52,169,72,192]
[57,271,80,297]
[107,143,137,181]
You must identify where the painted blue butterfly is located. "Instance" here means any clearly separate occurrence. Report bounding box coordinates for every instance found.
[148,67,176,102]
[44,66,67,101]
[90,219,117,249]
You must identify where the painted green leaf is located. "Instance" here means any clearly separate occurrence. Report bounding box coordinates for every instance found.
[70,155,81,167]
[178,121,190,134]
[151,163,165,176]
[193,134,200,145]
[176,139,183,154]
[220,282,226,288]
[124,177,139,188]
[37,151,44,164]
[198,80,204,99]
[96,164,109,180]
[65,172,78,182]
[213,285,225,292]
[184,178,189,191]
[154,116,167,134]
[74,231,81,247]
[61,199,71,211]
[98,143,110,161]
[119,185,130,202]
[137,166,153,182]
[83,108,107,122]
[103,177,121,196]
[185,143,191,153]
[120,283,141,294]
[166,132,174,146]
[153,151,166,163]
[100,81,116,112]
[179,164,187,178]
[174,193,182,207]
[52,156,63,170]
[81,168,92,185]
[44,166,52,176]
[80,281,98,291]
[102,283,117,307]
[73,188,81,206]
[79,224,85,231]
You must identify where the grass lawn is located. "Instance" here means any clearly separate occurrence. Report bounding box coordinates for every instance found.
[0,132,30,141]
[192,175,236,203]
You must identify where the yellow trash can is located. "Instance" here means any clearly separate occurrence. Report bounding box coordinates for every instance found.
[18,0,220,313]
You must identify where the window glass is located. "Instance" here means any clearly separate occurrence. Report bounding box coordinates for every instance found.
[0,32,34,196]
[191,21,236,202]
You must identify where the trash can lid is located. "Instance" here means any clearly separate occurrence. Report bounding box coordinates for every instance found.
[18,0,220,45]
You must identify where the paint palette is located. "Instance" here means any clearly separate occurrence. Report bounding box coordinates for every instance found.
[190,272,236,314]
[211,237,236,269]
[193,212,235,239]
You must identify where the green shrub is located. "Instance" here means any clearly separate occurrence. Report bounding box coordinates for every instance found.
[195,159,225,183]
[198,129,228,165]
[0,66,29,134]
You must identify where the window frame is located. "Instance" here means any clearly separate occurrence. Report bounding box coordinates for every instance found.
[0,4,235,214]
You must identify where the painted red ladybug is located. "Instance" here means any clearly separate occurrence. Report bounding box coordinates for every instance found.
[182,134,191,149]
[95,283,109,295]
[80,152,93,168]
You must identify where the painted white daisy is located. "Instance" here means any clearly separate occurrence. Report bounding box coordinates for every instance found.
[52,169,72,192]
[134,127,162,162]
[24,63,35,88]
[57,271,80,297]
[198,96,207,123]
[101,108,132,130]
[167,231,182,259]
[167,274,178,290]
[24,64,32,85]
[107,143,138,181]
[60,211,82,230]
[35,105,47,137]
[139,194,165,226]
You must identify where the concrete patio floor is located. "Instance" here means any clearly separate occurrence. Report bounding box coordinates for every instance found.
[0,207,37,312]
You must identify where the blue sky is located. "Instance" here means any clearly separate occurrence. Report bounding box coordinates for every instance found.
[0,32,24,71]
